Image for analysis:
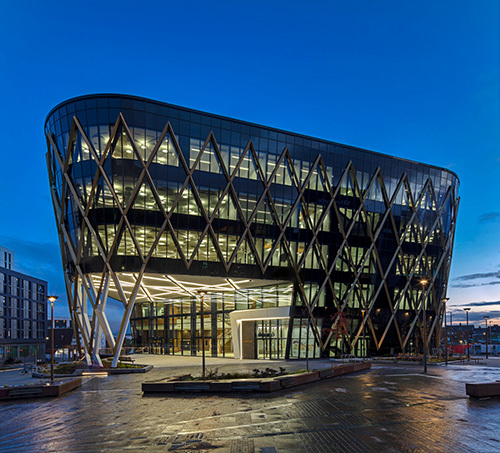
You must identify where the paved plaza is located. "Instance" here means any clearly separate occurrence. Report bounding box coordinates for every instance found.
[1,356,500,452]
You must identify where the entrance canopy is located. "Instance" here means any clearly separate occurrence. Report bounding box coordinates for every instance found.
[90,273,290,302]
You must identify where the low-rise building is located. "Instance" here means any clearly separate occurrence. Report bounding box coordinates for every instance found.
[0,247,48,362]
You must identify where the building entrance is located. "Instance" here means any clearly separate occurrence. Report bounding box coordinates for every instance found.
[256,319,287,359]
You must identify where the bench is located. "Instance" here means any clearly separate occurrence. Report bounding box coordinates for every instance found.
[457,358,481,365]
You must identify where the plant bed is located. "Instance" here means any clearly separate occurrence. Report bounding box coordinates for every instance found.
[0,378,82,400]
[32,361,152,378]
[105,364,153,374]
[101,358,153,374]
[142,362,371,394]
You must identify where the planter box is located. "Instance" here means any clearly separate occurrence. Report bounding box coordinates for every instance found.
[276,371,320,388]
[259,378,282,392]
[331,363,368,376]
[0,378,82,400]
[106,365,153,374]
[208,381,233,392]
[319,368,336,379]
[231,379,261,391]
[142,381,176,392]
[142,362,371,395]
[466,382,500,398]
[173,382,211,392]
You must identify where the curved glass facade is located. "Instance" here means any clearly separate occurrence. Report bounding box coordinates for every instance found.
[45,94,459,365]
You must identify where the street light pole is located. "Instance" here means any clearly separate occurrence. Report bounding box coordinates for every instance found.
[361,309,366,361]
[463,308,471,361]
[48,296,58,383]
[443,298,449,366]
[484,316,489,359]
[420,279,428,374]
[450,312,453,356]
[197,291,207,379]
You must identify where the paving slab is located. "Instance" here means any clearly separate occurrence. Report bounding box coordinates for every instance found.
[0,356,499,451]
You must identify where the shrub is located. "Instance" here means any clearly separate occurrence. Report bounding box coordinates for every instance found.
[252,367,287,378]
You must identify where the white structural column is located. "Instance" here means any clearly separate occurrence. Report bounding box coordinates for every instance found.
[71,274,119,367]
[111,284,140,368]
[229,306,290,359]
[88,275,113,367]
[79,286,93,365]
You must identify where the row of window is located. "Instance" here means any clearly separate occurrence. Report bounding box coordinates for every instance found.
[0,297,46,320]
[0,273,46,301]
[0,318,45,340]
[0,344,45,359]
[46,100,457,192]
[50,114,458,208]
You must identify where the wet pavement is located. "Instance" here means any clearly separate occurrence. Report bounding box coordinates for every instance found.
[1,356,500,452]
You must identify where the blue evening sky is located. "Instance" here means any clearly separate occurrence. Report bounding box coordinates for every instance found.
[0,1,498,329]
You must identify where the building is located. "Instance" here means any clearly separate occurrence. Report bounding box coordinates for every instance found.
[46,318,75,361]
[0,248,47,362]
[0,246,14,270]
[45,94,460,367]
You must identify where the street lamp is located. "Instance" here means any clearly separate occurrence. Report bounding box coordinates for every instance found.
[484,316,489,359]
[197,290,207,379]
[420,279,428,374]
[48,296,58,383]
[463,308,471,361]
[360,309,366,361]
[450,311,453,356]
[443,298,449,366]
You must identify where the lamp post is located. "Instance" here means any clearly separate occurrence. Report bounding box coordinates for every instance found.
[197,291,207,379]
[463,308,471,361]
[420,279,428,374]
[450,312,453,356]
[361,309,366,361]
[48,296,58,383]
[484,316,489,359]
[443,298,449,366]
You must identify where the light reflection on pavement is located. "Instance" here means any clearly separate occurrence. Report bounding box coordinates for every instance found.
[0,357,500,452]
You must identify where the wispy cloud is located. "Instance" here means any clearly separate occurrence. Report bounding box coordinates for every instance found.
[451,270,500,288]
[478,212,500,223]
[455,271,500,281]
[448,302,500,324]
[453,281,500,289]
[452,300,500,308]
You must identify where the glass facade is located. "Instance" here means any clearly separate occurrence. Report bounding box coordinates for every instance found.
[131,284,292,359]
[45,94,459,365]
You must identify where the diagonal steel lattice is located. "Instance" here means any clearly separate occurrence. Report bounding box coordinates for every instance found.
[46,113,459,366]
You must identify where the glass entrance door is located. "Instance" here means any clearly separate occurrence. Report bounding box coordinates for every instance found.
[256,319,287,359]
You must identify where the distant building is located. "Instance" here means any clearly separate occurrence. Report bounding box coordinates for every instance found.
[0,248,47,362]
[53,318,72,329]
[46,318,75,361]
[0,246,14,270]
